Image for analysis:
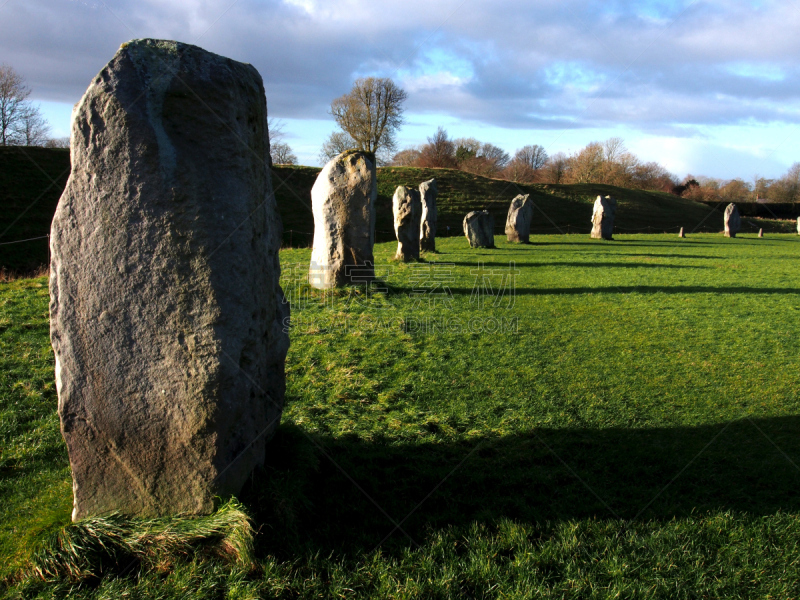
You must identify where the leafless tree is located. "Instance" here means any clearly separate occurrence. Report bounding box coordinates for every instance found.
[542,152,568,184]
[270,141,297,165]
[319,131,356,165]
[391,147,421,166]
[0,64,32,145]
[417,127,457,168]
[513,145,548,171]
[15,104,50,146]
[329,77,407,155]
[45,137,70,148]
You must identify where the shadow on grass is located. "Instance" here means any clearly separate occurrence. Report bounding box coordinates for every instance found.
[388,285,800,296]
[242,416,800,557]
[443,261,709,269]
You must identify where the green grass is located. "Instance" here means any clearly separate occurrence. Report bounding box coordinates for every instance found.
[3,234,800,597]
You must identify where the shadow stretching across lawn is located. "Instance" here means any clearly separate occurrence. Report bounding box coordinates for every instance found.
[243,416,800,557]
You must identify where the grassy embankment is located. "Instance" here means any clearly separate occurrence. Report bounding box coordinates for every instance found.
[3,233,800,597]
[3,147,795,273]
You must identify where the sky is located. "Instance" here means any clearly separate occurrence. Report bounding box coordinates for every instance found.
[2,0,799,180]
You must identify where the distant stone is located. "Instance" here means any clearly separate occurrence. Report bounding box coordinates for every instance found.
[393,185,421,261]
[49,39,289,520]
[679,227,685,238]
[419,178,438,252]
[758,228,764,238]
[590,195,617,240]
[724,203,740,238]
[463,210,495,248]
[505,194,534,243]
[796,216,799,234]
[309,150,376,288]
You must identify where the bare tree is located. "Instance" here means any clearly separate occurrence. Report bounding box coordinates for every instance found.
[417,127,457,168]
[479,143,510,169]
[542,152,568,184]
[567,142,604,184]
[271,141,297,165]
[514,144,548,171]
[15,104,50,146]
[391,147,421,166]
[45,136,70,148]
[329,77,407,155]
[319,131,356,165]
[0,64,32,145]
[268,117,286,145]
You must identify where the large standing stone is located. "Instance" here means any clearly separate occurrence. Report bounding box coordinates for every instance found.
[393,185,421,261]
[463,210,495,248]
[590,195,617,240]
[49,39,289,520]
[724,203,740,238]
[309,150,376,288]
[505,194,534,243]
[419,178,437,252]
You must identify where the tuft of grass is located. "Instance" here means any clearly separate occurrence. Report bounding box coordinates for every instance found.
[22,499,255,584]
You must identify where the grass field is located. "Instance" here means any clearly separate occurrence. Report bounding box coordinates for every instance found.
[3,232,800,597]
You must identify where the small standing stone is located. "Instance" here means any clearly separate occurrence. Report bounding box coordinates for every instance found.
[393,185,421,261]
[419,178,437,252]
[679,227,685,238]
[505,194,534,243]
[590,195,617,240]
[463,210,495,248]
[758,228,764,238]
[796,216,799,234]
[724,203,740,238]
[309,150,377,288]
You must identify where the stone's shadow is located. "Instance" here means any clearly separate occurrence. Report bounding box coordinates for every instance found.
[443,261,709,270]
[242,416,800,557]
[389,285,800,296]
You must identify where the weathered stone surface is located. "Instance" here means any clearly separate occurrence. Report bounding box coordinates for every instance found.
[419,178,437,252]
[505,194,534,243]
[724,203,740,238]
[679,227,685,238]
[49,39,289,520]
[590,195,616,240]
[758,228,763,238]
[309,150,376,288]
[393,185,421,261]
[463,210,495,248]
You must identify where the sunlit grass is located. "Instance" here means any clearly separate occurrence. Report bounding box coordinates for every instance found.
[3,233,800,597]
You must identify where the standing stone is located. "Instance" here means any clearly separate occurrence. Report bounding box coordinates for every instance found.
[49,39,289,520]
[796,216,799,234]
[419,178,437,252]
[309,150,376,288]
[590,195,617,240]
[724,203,740,238]
[679,227,685,238]
[505,194,534,243]
[463,210,495,248]
[758,228,764,238]
[393,185,421,261]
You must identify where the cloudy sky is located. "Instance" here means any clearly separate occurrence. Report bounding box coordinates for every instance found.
[3,0,799,179]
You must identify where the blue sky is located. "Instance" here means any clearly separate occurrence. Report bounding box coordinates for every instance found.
[4,0,800,180]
